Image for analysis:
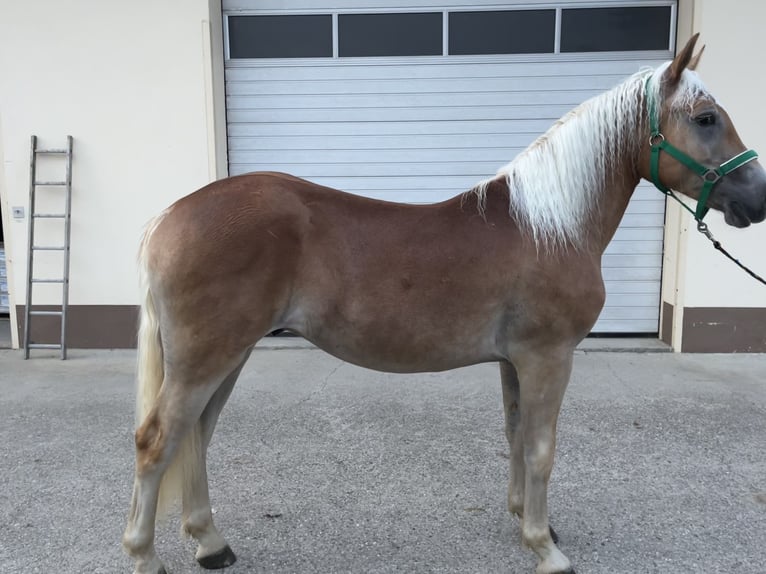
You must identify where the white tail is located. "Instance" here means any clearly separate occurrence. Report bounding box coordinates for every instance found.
[135,219,202,519]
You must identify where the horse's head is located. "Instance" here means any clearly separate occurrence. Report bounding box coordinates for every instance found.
[641,34,766,228]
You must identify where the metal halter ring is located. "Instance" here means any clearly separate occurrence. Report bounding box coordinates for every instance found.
[702,169,722,183]
[649,133,665,146]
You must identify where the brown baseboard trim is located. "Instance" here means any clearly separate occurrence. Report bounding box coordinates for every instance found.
[14,304,765,352]
[16,305,139,349]
[682,307,766,353]
[660,301,673,346]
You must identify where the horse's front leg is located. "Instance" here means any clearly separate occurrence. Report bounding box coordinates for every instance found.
[512,347,575,574]
[501,361,561,544]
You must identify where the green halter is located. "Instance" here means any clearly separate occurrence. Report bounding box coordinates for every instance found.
[644,75,758,220]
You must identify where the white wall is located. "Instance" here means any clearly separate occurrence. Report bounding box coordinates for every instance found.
[0,0,226,345]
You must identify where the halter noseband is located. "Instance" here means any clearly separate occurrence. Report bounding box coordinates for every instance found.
[644,75,758,220]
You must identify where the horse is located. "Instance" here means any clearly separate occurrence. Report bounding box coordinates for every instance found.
[122,34,766,574]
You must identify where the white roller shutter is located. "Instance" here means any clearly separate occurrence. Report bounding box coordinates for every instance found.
[222,0,677,333]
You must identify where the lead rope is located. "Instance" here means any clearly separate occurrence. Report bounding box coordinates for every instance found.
[663,188,766,286]
[695,220,766,286]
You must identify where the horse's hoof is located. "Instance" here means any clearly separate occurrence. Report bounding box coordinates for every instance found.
[549,525,559,544]
[197,545,237,569]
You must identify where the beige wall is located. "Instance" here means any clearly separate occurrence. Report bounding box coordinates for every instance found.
[661,0,766,350]
[0,0,227,347]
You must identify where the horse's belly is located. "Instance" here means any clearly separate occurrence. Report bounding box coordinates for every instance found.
[307,334,500,373]
[285,308,504,373]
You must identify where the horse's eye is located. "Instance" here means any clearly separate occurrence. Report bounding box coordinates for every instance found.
[695,113,716,127]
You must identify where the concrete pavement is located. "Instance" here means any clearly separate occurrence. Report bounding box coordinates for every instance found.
[0,346,764,573]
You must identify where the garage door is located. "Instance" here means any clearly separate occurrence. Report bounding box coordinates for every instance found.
[222,0,677,333]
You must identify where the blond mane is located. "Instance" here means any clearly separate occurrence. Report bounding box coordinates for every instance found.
[469,63,711,250]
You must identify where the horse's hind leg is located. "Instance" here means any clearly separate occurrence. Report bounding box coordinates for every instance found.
[512,347,575,574]
[123,362,241,574]
[181,349,253,569]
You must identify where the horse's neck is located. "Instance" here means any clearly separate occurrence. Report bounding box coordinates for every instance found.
[478,154,642,254]
[584,87,648,253]
[473,81,648,254]
[588,163,642,253]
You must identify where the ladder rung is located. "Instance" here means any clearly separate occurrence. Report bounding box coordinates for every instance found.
[29,310,63,317]
[31,278,65,283]
[35,148,68,155]
[33,246,66,251]
[34,180,68,186]
[33,213,67,218]
[27,343,63,350]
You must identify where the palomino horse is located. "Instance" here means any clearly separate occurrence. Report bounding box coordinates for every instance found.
[123,35,766,574]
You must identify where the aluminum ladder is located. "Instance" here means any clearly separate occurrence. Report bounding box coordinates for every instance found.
[24,135,73,359]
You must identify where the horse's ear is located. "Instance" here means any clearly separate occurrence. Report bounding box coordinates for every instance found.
[688,44,706,71]
[665,33,700,86]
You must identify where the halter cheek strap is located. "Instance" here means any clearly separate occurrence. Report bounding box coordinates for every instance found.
[644,75,759,220]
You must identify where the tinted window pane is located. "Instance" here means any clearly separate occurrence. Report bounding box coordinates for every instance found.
[450,10,555,55]
[228,15,332,58]
[339,13,442,57]
[561,7,672,52]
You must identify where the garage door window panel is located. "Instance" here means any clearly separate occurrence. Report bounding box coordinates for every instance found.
[228,15,332,58]
[338,13,442,57]
[449,10,555,55]
[560,6,672,53]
